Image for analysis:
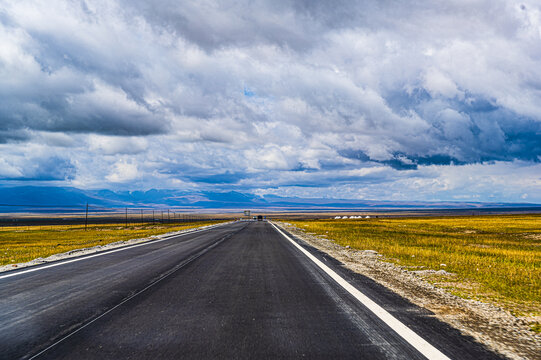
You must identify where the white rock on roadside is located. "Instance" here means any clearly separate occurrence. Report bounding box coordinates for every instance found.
[362,250,379,256]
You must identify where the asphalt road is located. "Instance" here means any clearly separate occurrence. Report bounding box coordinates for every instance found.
[0,221,503,359]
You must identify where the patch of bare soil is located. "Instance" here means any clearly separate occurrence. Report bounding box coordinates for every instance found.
[276,221,541,360]
[523,233,541,241]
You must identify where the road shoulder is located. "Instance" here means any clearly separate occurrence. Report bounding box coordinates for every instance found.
[274,221,540,360]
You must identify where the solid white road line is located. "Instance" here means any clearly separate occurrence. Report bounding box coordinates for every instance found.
[0,222,233,280]
[270,222,451,360]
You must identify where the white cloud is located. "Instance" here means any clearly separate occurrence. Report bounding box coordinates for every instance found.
[106,160,139,183]
[0,0,539,202]
[0,158,23,178]
[88,135,149,155]
[423,68,463,99]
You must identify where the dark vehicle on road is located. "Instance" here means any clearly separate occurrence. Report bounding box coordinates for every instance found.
[257,215,263,221]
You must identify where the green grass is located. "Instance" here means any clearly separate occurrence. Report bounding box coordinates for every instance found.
[0,221,227,266]
[288,215,541,316]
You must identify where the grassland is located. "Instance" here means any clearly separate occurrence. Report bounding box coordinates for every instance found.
[0,221,226,266]
[289,215,540,318]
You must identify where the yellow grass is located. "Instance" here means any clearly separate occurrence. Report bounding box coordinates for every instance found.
[0,221,227,266]
[289,215,540,319]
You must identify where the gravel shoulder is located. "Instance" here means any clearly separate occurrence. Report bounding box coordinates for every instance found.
[276,221,541,360]
[0,222,232,273]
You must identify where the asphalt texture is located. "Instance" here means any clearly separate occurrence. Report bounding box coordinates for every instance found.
[0,221,504,359]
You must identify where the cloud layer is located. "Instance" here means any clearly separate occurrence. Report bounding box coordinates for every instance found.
[0,0,540,202]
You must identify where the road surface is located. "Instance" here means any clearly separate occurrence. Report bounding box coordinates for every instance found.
[0,221,503,359]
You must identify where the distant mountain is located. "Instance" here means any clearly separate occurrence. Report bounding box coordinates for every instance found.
[0,185,539,212]
[0,186,268,212]
[0,186,110,208]
[259,194,541,210]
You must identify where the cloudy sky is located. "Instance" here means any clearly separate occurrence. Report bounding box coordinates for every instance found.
[0,0,540,202]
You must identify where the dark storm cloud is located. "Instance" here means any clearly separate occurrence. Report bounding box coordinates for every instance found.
[122,0,319,51]
[0,156,75,181]
[0,97,168,136]
[28,157,76,181]
[381,90,541,165]
[0,4,168,137]
[0,0,540,201]
[0,129,31,144]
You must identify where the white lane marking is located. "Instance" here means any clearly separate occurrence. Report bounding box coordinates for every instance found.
[28,233,230,360]
[270,222,451,360]
[0,222,233,280]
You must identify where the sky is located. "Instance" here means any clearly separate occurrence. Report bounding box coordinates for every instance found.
[0,0,540,202]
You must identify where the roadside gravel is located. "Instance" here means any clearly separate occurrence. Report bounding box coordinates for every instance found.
[276,221,541,360]
[0,222,231,273]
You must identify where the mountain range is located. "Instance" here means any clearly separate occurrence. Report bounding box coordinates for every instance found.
[0,186,539,213]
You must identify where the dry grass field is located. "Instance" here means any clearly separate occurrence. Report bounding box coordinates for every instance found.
[0,221,226,266]
[289,215,540,320]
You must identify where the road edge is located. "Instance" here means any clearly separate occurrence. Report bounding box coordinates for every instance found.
[0,221,235,279]
[269,221,451,360]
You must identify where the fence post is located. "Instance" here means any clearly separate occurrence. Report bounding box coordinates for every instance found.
[85,203,88,231]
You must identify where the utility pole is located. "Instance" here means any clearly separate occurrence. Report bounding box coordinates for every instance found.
[125,207,128,228]
[85,203,88,231]
[152,210,155,225]
[141,209,143,226]
[167,209,170,223]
